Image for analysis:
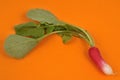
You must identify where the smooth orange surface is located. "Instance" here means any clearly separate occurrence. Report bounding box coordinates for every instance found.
[0,0,120,80]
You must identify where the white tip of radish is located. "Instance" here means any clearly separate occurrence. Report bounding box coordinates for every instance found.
[102,62,114,75]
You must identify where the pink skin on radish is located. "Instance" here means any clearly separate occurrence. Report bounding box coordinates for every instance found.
[89,47,114,75]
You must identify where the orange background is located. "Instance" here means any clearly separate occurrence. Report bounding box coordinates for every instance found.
[0,0,120,80]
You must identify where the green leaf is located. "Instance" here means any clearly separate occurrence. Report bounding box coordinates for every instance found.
[60,33,72,44]
[53,24,88,44]
[15,22,45,38]
[53,25,72,43]
[46,26,55,33]
[62,24,83,33]
[15,22,37,30]
[61,24,89,39]
[54,25,67,31]
[27,9,62,24]
[16,27,45,38]
[4,35,38,59]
